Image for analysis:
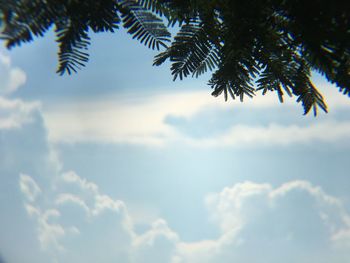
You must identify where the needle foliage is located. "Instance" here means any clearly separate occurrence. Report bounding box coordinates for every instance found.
[1,0,349,115]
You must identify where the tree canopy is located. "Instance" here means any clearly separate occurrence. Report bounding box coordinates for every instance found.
[0,0,349,115]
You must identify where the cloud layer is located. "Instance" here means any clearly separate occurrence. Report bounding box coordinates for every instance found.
[175,180,350,263]
[19,172,350,263]
[43,88,350,147]
[2,48,350,263]
[0,52,26,94]
[0,51,37,130]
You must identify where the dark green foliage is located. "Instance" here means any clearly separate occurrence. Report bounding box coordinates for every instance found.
[119,0,171,50]
[155,0,350,115]
[1,0,349,115]
[0,0,170,75]
[154,18,220,80]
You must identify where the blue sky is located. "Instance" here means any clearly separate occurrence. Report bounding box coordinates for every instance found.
[1,28,350,263]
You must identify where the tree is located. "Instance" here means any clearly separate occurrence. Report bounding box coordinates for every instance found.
[0,0,349,115]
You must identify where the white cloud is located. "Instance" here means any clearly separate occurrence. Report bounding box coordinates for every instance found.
[36,209,66,252]
[43,91,286,146]
[19,175,75,254]
[24,204,66,252]
[131,219,179,263]
[2,40,349,263]
[42,171,201,261]
[175,230,240,263]
[55,172,136,262]
[133,219,179,247]
[0,52,38,131]
[174,180,350,262]
[19,174,42,202]
[10,97,350,262]
[54,172,350,262]
[205,181,272,232]
[43,92,213,145]
[62,171,99,194]
[184,121,350,148]
[59,171,125,217]
[43,89,350,147]
[55,193,90,213]
[0,52,26,94]
[19,167,350,263]
[270,180,341,206]
[332,227,350,247]
[0,96,40,130]
[93,194,125,216]
[13,106,350,263]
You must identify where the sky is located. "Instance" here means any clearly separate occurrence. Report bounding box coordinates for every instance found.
[1,26,350,263]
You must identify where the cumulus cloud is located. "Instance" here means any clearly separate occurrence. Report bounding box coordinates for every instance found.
[19,175,68,252]
[0,96,40,130]
[0,52,38,131]
[25,205,66,252]
[8,94,350,262]
[55,193,90,213]
[18,174,84,260]
[174,180,350,263]
[131,219,179,263]
[23,169,350,263]
[56,172,179,263]
[56,172,135,262]
[205,181,271,232]
[59,171,125,217]
[62,171,99,194]
[0,52,26,94]
[11,99,350,262]
[19,174,42,202]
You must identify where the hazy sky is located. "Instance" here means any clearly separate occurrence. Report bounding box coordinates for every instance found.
[1,28,350,263]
